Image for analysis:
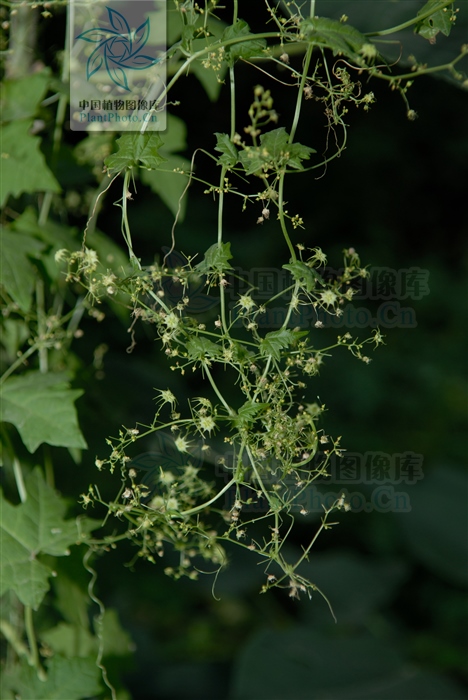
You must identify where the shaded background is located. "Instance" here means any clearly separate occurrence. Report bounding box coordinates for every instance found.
[5,1,468,698]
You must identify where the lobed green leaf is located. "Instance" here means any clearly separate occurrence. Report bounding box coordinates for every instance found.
[283,260,324,292]
[194,242,233,275]
[415,0,454,40]
[0,655,102,699]
[233,400,269,428]
[301,17,374,62]
[239,127,315,175]
[215,132,239,168]
[259,328,308,361]
[0,371,87,453]
[222,19,267,63]
[0,468,97,609]
[105,132,167,175]
[0,122,60,206]
[186,336,222,361]
[0,70,50,122]
[0,230,45,311]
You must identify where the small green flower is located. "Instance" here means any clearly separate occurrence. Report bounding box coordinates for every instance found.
[199,415,216,434]
[166,497,179,511]
[54,248,69,263]
[359,43,378,60]
[159,469,175,485]
[175,435,191,453]
[82,247,99,271]
[159,389,177,406]
[164,312,179,330]
[237,294,256,311]
[320,290,337,306]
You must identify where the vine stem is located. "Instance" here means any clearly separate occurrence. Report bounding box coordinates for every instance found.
[202,362,235,416]
[277,40,314,265]
[229,64,236,140]
[217,164,229,333]
[292,499,342,572]
[121,170,141,269]
[0,344,38,384]
[24,606,46,681]
[245,445,275,510]
[252,356,272,403]
[281,282,300,330]
[38,5,70,226]
[36,278,48,374]
[177,477,236,517]
[1,398,28,506]
[5,1,37,79]
[13,457,27,504]
[147,288,171,314]
[289,42,313,143]
[366,0,454,36]
[217,60,238,334]
[0,618,31,661]
[374,51,468,83]
[83,172,121,245]
[83,549,117,700]
[278,173,296,262]
[140,32,282,134]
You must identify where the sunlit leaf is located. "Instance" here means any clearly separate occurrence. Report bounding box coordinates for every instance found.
[239,128,315,175]
[415,0,453,40]
[0,71,50,122]
[105,131,166,174]
[0,371,87,453]
[301,17,372,62]
[0,230,45,311]
[260,328,307,361]
[186,336,222,360]
[0,468,97,609]
[283,260,324,292]
[194,242,233,275]
[223,19,267,63]
[0,122,60,206]
[237,148,266,176]
[233,401,269,428]
[215,132,238,167]
[0,655,102,699]
[41,622,96,658]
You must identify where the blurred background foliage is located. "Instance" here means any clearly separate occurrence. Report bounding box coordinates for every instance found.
[1,1,467,698]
